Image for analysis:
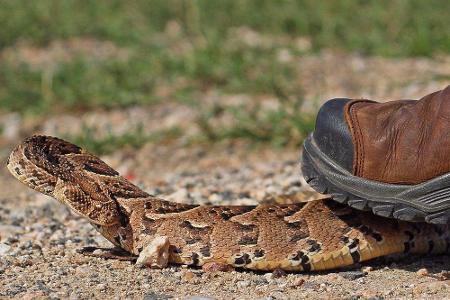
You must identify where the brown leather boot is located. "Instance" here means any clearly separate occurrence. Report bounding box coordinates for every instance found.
[302,85,450,224]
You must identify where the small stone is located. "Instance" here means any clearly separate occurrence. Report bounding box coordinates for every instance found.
[362,266,373,273]
[271,268,286,278]
[208,193,221,202]
[0,243,11,256]
[75,266,90,277]
[92,249,103,256]
[35,279,52,292]
[253,277,269,285]
[136,236,170,269]
[182,270,196,282]
[340,270,367,280]
[20,241,33,250]
[237,280,251,288]
[291,277,305,287]
[265,185,278,194]
[69,291,81,299]
[218,190,234,201]
[416,268,429,277]
[166,188,189,202]
[263,273,273,282]
[15,256,33,267]
[56,268,67,276]
[302,281,320,290]
[437,271,450,280]
[143,291,172,300]
[184,296,216,300]
[367,296,385,300]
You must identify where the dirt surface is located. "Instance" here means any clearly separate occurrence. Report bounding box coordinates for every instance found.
[1,52,450,299]
[1,143,450,300]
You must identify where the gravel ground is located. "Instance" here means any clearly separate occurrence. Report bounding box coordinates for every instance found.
[0,144,449,300]
[0,52,449,299]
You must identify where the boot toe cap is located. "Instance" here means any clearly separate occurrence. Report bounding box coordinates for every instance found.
[313,98,354,172]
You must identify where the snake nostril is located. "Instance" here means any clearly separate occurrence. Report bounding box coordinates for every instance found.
[15,167,22,175]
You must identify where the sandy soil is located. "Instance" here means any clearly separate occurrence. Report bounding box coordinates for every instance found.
[0,143,449,300]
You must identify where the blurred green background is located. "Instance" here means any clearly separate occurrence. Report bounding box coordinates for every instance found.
[0,0,449,153]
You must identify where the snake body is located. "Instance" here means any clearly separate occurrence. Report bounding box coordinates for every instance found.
[7,136,450,271]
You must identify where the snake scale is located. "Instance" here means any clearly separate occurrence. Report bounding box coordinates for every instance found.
[7,135,450,272]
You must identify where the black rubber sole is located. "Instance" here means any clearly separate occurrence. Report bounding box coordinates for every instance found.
[302,134,450,224]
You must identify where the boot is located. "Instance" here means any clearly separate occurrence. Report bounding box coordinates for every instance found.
[302,85,450,224]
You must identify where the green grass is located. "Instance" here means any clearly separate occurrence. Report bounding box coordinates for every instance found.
[197,104,315,148]
[0,57,157,115]
[1,0,448,114]
[0,1,448,151]
[67,125,182,155]
[0,0,448,56]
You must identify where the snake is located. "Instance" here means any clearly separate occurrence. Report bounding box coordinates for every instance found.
[6,135,450,272]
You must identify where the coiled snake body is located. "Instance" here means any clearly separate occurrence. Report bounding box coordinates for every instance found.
[7,136,450,271]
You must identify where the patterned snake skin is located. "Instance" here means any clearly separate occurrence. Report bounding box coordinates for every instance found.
[7,136,450,271]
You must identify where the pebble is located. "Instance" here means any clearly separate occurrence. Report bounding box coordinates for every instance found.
[263,273,274,282]
[92,249,103,255]
[184,296,216,300]
[56,268,68,275]
[135,236,170,268]
[277,282,288,289]
[19,240,33,250]
[167,188,189,202]
[301,281,319,290]
[416,268,429,277]
[340,271,367,280]
[0,243,11,256]
[182,270,196,282]
[271,268,286,278]
[143,292,173,300]
[291,277,305,287]
[237,280,251,288]
[15,256,33,267]
[208,193,222,202]
[75,266,91,277]
[254,277,269,286]
[437,271,450,280]
[362,266,373,273]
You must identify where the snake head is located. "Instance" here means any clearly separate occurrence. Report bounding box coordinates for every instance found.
[7,135,130,226]
[7,135,73,196]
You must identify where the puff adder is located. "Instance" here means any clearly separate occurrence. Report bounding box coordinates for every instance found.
[7,136,450,271]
